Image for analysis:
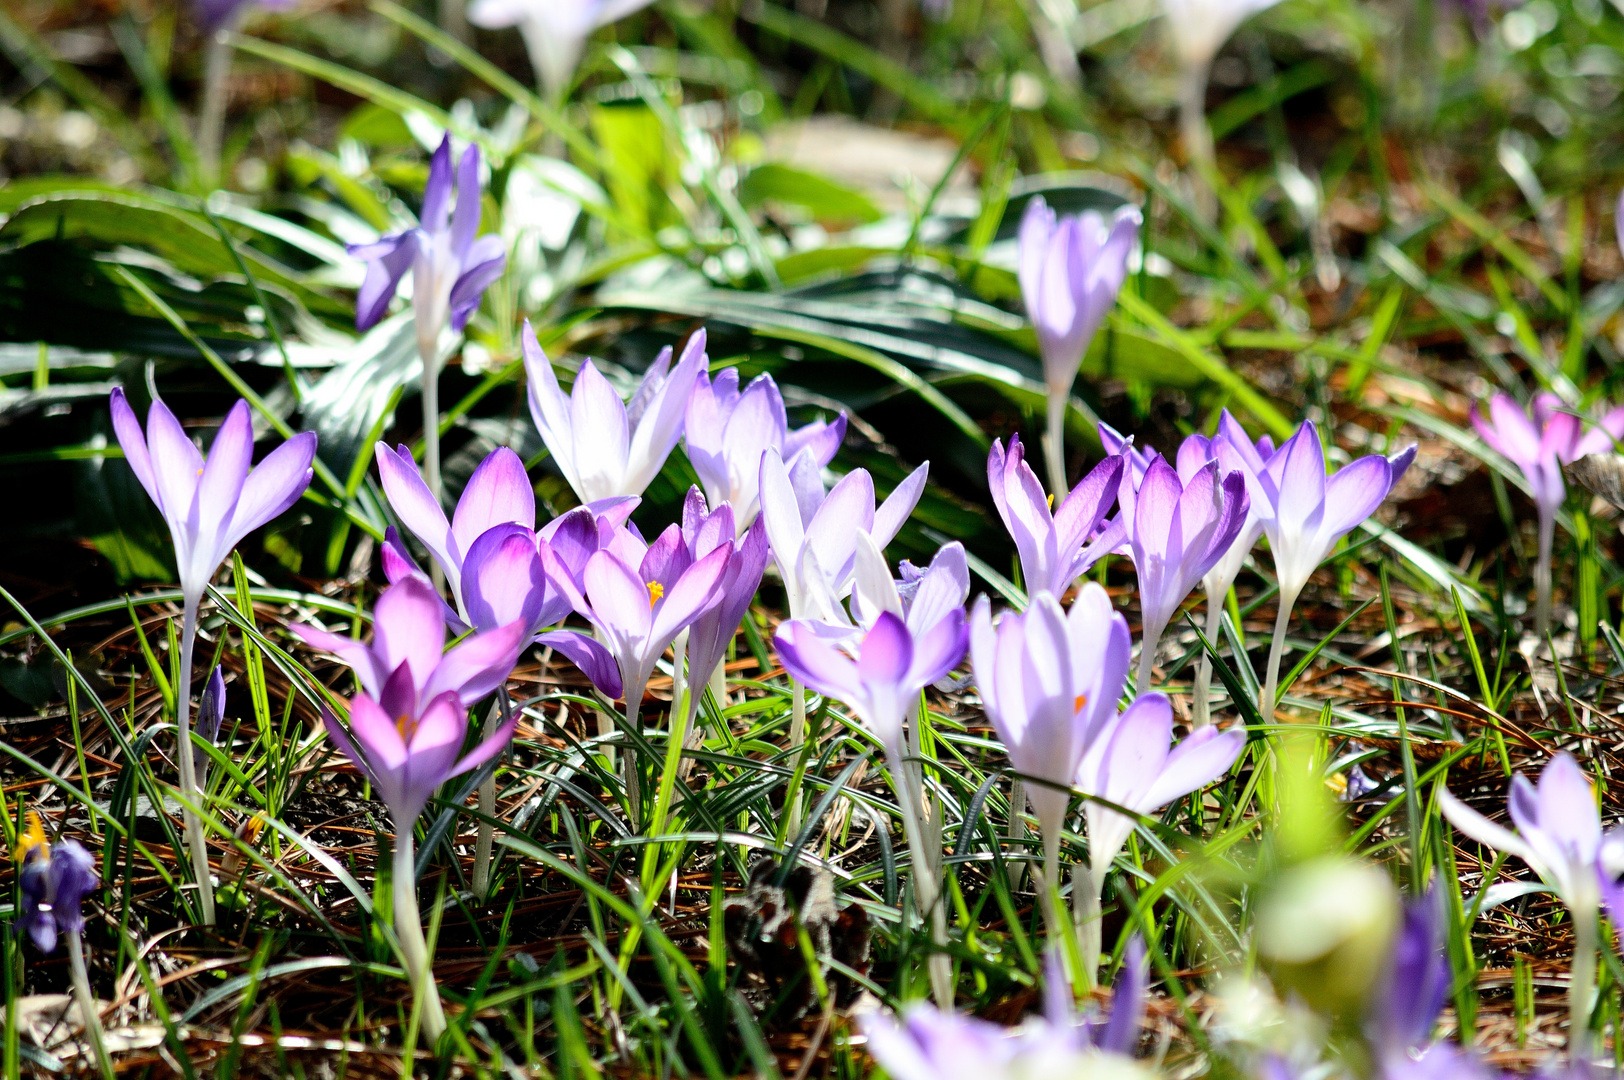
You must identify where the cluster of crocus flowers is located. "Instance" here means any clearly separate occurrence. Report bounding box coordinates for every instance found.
[1471,392,1624,637]
[110,389,315,926]
[351,134,506,503]
[1017,196,1140,500]
[1440,753,1617,1056]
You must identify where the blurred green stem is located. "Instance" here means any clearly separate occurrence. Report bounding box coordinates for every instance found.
[66,933,112,1080]
[1570,905,1596,1058]
[1075,859,1103,990]
[1260,585,1300,724]
[786,680,807,835]
[1178,61,1216,225]
[392,829,447,1043]
[1043,394,1069,503]
[1007,779,1027,889]
[1535,508,1554,639]
[176,598,216,926]
[197,29,232,190]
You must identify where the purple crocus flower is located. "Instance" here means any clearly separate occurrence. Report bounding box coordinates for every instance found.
[680,488,770,707]
[684,369,846,532]
[350,135,506,348]
[758,448,930,622]
[849,535,971,645]
[110,390,317,603]
[1074,692,1244,975]
[969,587,1130,884]
[15,830,97,956]
[987,436,1125,600]
[374,442,627,696]
[1441,753,1614,1054]
[1254,421,1413,719]
[1018,196,1141,498]
[193,664,228,778]
[860,937,1147,1078]
[1117,455,1249,690]
[194,0,293,30]
[523,321,705,504]
[293,576,531,713]
[1472,392,1624,636]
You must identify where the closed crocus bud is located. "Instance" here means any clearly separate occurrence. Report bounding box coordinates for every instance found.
[1255,857,1400,1022]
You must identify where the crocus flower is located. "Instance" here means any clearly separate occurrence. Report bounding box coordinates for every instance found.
[350,135,506,350]
[110,387,315,926]
[1366,889,1450,1067]
[758,448,930,623]
[969,587,1131,888]
[1075,692,1244,975]
[1441,753,1613,1053]
[1117,456,1249,690]
[523,321,705,505]
[861,938,1150,1079]
[374,442,627,696]
[1471,392,1624,636]
[1018,196,1141,498]
[110,390,317,604]
[849,535,971,647]
[987,435,1125,600]
[683,369,846,532]
[15,824,97,956]
[467,0,654,99]
[680,488,770,711]
[1254,421,1414,719]
[293,575,531,715]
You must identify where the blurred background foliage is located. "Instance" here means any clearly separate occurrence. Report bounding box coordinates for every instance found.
[0,0,1621,625]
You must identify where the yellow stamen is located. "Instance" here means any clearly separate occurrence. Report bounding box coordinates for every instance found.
[395,714,419,744]
[1073,693,1088,714]
[14,811,47,864]
[1047,493,1055,510]
[647,581,665,608]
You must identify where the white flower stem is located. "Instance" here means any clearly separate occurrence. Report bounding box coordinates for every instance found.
[392,828,448,1043]
[786,679,807,835]
[1043,393,1069,505]
[1136,616,1168,696]
[1536,507,1555,639]
[196,28,233,191]
[471,694,506,901]
[1570,906,1596,1059]
[176,597,216,926]
[66,933,112,1080]
[1192,585,1226,727]
[1178,60,1217,224]
[622,678,647,823]
[1075,859,1104,990]
[886,740,951,1008]
[1260,585,1301,725]
[677,657,726,785]
[647,631,690,843]
[418,337,443,507]
[1006,780,1028,889]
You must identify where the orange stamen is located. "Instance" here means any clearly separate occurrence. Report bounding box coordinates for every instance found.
[1073,693,1088,714]
[14,811,47,863]
[647,581,665,608]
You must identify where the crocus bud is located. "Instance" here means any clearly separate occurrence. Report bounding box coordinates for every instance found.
[14,817,98,955]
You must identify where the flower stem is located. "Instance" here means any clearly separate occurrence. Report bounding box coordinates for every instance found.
[197,28,233,191]
[1260,585,1301,725]
[1177,60,1217,225]
[1136,616,1167,696]
[1536,506,1555,639]
[886,740,951,1008]
[176,597,216,926]
[1006,779,1028,889]
[1570,906,1596,1059]
[622,680,646,824]
[1042,393,1069,505]
[66,933,112,1080]
[392,829,447,1044]
[471,693,507,901]
[1075,859,1104,990]
[1192,586,1226,727]
[786,679,807,835]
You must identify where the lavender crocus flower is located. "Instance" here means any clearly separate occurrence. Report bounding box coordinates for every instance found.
[350,134,505,502]
[987,435,1125,600]
[969,587,1131,902]
[758,448,930,623]
[13,821,108,1072]
[776,609,967,1004]
[684,369,846,532]
[849,534,971,646]
[1471,392,1624,636]
[861,938,1149,1077]
[1254,421,1414,721]
[1441,753,1614,1054]
[1075,692,1244,977]
[1118,456,1249,691]
[374,442,627,696]
[193,665,227,779]
[467,0,654,100]
[680,488,770,714]
[523,321,705,504]
[293,575,531,714]
[110,388,315,927]
[1018,196,1141,499]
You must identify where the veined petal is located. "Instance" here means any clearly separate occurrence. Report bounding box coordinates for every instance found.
[1016,196,1056,314]
[1316,455,1394,544]
[569,361,633,501]
[648,543,729,647]
[536,628,623,699]
[759,448,807,578]
[146,396,204,533]
[624,331,706,496]
[222,431,316,556]
[907,607,966,690]
[448,236,506,331]
[109,388,158,505]
[583,549,654,643]
[1439,788,1543,873]
[858,611,914,689]
[292,623,389,699]
[352,231,417,331]
[449,142,482,262]
[374,576,449,693]
[320,703,382,788]
[1140,724,1245,810]
[196,401,254,546]
[423,617,528,705]
[420,136,454,233]
[872,461,930,550]
[775,619,863,702]
[347,692,410,771]
[806,468,877,586]
[376,442,457,576]
[522,322,579,492]
[462,524,546,633]
[451,447,535,559]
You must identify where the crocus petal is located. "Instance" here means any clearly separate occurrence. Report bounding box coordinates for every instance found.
[1439,788,1542,872]
[109,388,158,504]
[421,136,454,233]
[648,543,730,647]
[569,361,633,501]
[321,703,383,787]
[377,442,457,575]
[872,461,931,550]
[446,701,521,779]
[462,524,546,633]
[346,692,409,771]
[423,618,529,705]
[449,142,482,261]
[451,447,536,559]
[536,628,624,699]
[623,331,707,496]
[291,623,389,698]
[448,239,507,331]
[522,323,579,494]
[584,550,655,643]
[1317,455,1395,542]
[373,576,449,692]
[146,397,204,529]
[1140,725,1246,809]
[775,620,863,703]
[196,400,254,545]
[224,431,316,551]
